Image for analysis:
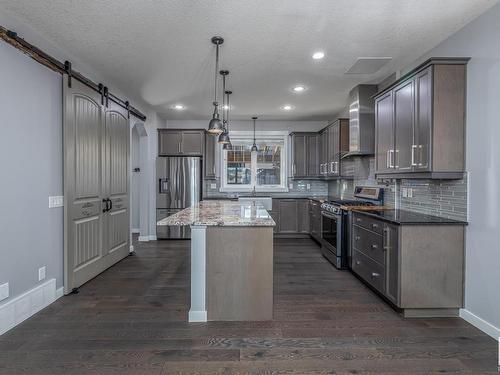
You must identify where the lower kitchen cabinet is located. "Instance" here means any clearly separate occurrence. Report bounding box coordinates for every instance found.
[271,198,310,238]
[309,199,322,242]
[351,211,465,317]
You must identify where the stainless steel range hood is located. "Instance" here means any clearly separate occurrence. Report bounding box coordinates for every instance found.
[343,84,378,158]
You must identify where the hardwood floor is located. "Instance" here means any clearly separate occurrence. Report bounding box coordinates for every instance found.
[0,237,497,374]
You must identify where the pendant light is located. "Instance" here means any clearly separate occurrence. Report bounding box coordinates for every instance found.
[251,117,258,152]
[208,36,224,135]
[222,90,233,150]
[218,70,230,145]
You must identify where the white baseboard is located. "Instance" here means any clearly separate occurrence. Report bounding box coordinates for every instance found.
[460,308,500,341]
[55,287,64,299]
[0,279,61,336]
[131,228,140,234]
[188,310,207,322]
[138,235,157,242]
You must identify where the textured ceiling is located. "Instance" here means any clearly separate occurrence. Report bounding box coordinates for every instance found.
[0,0,497,120]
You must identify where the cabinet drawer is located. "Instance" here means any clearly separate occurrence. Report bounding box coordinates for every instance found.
[352,213,384,235]
[352,225,385,265]
[352,250,385,294]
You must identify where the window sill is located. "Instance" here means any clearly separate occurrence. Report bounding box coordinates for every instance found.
[220,187,289,193]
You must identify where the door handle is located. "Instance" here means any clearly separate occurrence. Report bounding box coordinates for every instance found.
[355,236,360,241]
[411,145,418,167]
[178,141,181,154]
[107,198,112,212]
[371,272,380,278]
[102,198,108,213]
[371,244,378,250]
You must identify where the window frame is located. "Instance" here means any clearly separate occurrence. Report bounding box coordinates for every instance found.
[220,131,289,193]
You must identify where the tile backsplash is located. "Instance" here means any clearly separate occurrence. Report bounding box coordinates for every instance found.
[328,156,468,221]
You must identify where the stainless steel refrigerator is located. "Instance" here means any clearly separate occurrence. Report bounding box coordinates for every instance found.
[156,157,201,239]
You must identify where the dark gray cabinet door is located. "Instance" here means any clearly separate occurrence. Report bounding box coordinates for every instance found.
[383,222,399,305]
[331,123,340,176]
[318,130,328,176]
[181,130,204,155]
[375,91,395,173]
[204,132,216,179]
[292,134,306,177]
[278,199,299,233]
[415,66,432,171]
[306,134,318,177]
[158,130,182,156]
[393,79,415,172]
[297,199,310,233]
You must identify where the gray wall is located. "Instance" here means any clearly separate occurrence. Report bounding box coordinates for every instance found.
[410,1,500,331]
[0,41,63,299]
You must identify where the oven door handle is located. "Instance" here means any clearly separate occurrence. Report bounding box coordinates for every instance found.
[321,211,340,220]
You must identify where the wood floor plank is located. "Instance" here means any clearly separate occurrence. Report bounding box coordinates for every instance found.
[0,236,497,374]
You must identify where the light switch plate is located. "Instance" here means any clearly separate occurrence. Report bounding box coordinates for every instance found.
[402,188,408,198]
[210,183,217,190]
[289,183,294,189]
[38,266,46,281]
[407,188,413,198]
[49,196,64,208]
[306,184,311,190]
[0,282,9,301]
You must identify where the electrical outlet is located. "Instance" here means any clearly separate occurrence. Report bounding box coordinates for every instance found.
[306,183,311,190]
[48,196,64,208]
[38,266,46,281]
[402,187,408,198]
[289,183,294,189]
[0,282,9,301]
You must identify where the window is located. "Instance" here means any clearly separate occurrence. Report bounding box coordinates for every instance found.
[221,131,288,192]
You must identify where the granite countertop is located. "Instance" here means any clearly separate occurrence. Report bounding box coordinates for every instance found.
[353,208,468,226]
[157,200,276,227]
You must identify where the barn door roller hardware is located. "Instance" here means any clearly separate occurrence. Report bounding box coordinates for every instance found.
[0,25,147,121]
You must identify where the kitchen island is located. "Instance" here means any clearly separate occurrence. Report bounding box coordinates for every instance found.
[157,200,275,322]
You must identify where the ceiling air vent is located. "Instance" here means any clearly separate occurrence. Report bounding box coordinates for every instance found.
[345,57,392,74]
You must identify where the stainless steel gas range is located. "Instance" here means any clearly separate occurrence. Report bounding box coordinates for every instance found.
[320,186,384,269]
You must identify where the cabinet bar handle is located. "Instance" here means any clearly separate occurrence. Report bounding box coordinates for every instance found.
[371,272,380,278]
[411,144,418,167]
[386,150,390,169]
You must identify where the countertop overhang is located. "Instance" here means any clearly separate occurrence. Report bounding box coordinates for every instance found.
[157,200,276,227]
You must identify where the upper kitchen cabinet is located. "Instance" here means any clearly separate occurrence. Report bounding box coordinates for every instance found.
[158,129,205,156]
[319,119,349,178]
[291,132,318,178]
[374,58,468,179]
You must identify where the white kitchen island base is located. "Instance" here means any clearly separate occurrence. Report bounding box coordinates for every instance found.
[188,226,208,322]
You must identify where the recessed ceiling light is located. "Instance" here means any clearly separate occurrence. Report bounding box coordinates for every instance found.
[293,85,306,93]
[282,105,294,111]
[312,51,325,60]
[173,104,185,110]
